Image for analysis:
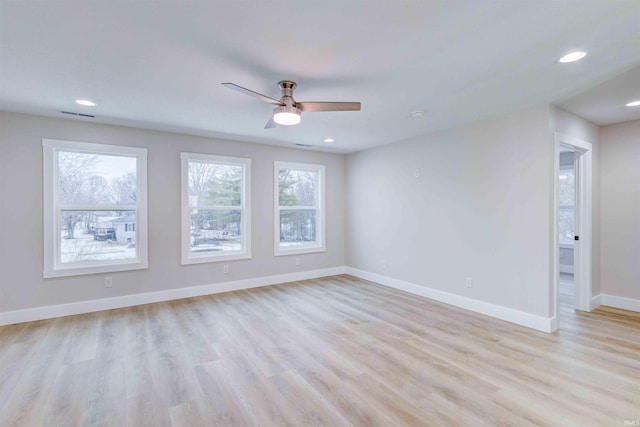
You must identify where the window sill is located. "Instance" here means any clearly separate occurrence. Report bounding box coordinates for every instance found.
[182,251,251,265]
[274,245,326,257]
[43,260,148,278]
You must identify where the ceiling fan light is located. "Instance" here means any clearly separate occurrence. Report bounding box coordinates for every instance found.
[273,105,301,126]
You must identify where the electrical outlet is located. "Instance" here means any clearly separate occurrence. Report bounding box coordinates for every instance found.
[465,277,473,288]
[414,168,420,178]
[295,257,301,266]
[382,260,387,270]
[223,264,229,274]
[104,277,112,288]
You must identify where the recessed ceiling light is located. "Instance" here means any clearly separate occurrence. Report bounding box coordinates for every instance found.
[75,99,96,107]
[558,51,587,63]
[626,100,640,107]
[410,110,426,118]
[324,138,334,143]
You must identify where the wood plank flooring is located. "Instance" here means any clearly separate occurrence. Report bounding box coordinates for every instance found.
[1,274,639,426]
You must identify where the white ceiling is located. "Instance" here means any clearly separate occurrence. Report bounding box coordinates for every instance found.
[1,1,639,153]
[558,64,640,126]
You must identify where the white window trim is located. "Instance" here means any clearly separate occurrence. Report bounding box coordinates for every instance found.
[274,161,326,257]
[42,139,148,278]
[181,152,251,265]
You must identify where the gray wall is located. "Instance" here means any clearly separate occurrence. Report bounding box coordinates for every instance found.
[600,118,640,300]
[0,112,345,311]
[346,104,554,317]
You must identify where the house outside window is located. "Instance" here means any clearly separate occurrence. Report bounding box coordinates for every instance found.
[274,161,325,256]
[42,139,148,278]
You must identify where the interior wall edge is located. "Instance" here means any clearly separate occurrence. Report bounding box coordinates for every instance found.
[344,267,555,333]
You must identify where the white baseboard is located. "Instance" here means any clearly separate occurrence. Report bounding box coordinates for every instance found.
[0,266,347,326]
[600,294,640,313]
[345,267,554,333]
[591,294,603,310]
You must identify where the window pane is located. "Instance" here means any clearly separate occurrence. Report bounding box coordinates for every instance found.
[279,209,317,246]
[559,169,575,207]
[279,169,317,206]
[189,162,242,207]
[58,151,137,206]
[190,209,242,253]
[559,208,574,244]
[60,210,136,263]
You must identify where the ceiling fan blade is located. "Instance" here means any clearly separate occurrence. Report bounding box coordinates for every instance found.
[297,101,361,112]
[221,83,284,106]
[264,116,277,129]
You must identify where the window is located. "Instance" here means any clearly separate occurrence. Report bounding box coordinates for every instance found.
[43,139,148,278]
[559,166,575,245]
[181,153,251,264]
[274,161,325,256]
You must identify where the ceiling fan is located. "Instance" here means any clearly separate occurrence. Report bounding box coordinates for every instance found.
[221,80,361,129]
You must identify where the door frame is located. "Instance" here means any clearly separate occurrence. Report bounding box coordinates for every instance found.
[553,133,593,328]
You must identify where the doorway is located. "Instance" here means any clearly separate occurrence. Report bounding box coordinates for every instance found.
[558,148,576,312]
[553,133,593,330]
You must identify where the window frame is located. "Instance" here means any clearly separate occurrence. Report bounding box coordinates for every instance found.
[274,161,326,257]
[181,152,252,265]
[42,138,148,278]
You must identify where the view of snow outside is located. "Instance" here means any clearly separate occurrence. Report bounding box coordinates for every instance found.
[279,169,318,245]
[60,229,135,263]
[57,151,138,264]
[559,168,575,244]
[188,161,243,253]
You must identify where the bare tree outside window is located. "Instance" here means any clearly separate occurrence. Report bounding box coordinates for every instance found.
[43,139,147,278]
[57,151,137,262]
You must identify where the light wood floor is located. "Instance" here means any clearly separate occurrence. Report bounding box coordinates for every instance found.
[1,275,639,426]
[559,273,574,311]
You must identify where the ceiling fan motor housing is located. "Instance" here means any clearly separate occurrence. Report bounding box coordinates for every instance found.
[221,80,361,128]
[278,80,297,101]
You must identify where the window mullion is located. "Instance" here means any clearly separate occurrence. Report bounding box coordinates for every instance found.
[58,205,137,211]
[278,205,317,211]
[190,206,242,210]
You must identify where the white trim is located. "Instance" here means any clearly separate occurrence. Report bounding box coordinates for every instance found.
[601,294,640,312]
[0,267,347,326]
[591,294,602,310]
[180,153,252,265]
[274,161,326,256]
[345,267,554,333]
[575,148,593,311]
[42,139,148,278]
[553,133,593,324]
[559,265,574,274]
